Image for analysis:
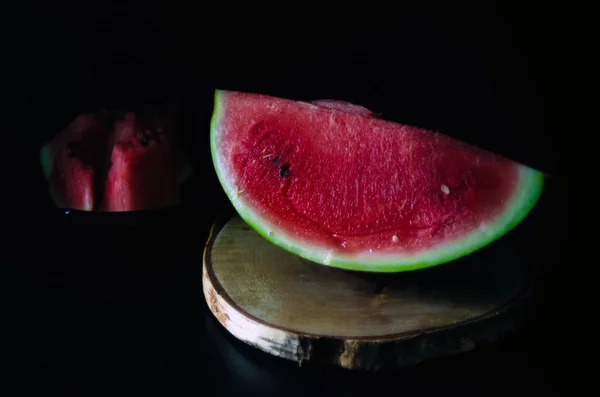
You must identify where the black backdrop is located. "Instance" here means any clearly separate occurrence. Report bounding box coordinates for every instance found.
[1,2,567,395]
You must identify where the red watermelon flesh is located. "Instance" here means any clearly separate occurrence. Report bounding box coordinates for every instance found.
[40,113,111,211]
[210,90,545,272]
[100,113,183,211]
[41,112,192,212]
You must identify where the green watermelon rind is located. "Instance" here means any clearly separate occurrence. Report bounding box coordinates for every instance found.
[210,89,545,273]
[40,144,53,181]
[40,143,61,206]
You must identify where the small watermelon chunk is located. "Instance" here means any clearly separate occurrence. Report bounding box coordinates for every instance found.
[40,113,110,211]
[210,90,545,272]
[100,113,184,211]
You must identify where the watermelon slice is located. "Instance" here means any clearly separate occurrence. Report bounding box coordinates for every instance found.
[40,113,111,211]
[41,111,192,212]
[210,90,545,272]
[100,112,186,211]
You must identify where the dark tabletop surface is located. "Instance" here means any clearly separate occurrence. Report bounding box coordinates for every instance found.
[1,2,569,395]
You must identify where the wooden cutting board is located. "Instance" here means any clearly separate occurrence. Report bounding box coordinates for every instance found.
[202,215,534,371]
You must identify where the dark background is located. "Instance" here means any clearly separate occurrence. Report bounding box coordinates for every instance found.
[1,1,569,395]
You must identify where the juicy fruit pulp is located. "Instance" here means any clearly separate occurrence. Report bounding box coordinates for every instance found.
[41,112,191,212]
[210,90,544,272]
[40,113,111,211]
[101,113,183,211]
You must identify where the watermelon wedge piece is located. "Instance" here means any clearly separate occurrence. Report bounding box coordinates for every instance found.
[210,90,545,272]
[100,112,185,211]
[40,113,111,211]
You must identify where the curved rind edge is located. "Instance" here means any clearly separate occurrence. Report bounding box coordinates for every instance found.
[40,143,62,207]
[40,143,52,181]
[210,89,545,273]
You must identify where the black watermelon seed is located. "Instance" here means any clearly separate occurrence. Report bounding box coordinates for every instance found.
[279,165,289,178]
[271,155,281,165]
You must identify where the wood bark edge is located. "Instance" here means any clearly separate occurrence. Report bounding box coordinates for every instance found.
[202,215,534,371]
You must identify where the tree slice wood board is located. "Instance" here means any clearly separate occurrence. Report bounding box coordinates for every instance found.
[202,215,534,371]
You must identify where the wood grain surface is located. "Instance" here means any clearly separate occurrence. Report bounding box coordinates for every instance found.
[203,216,534,371]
